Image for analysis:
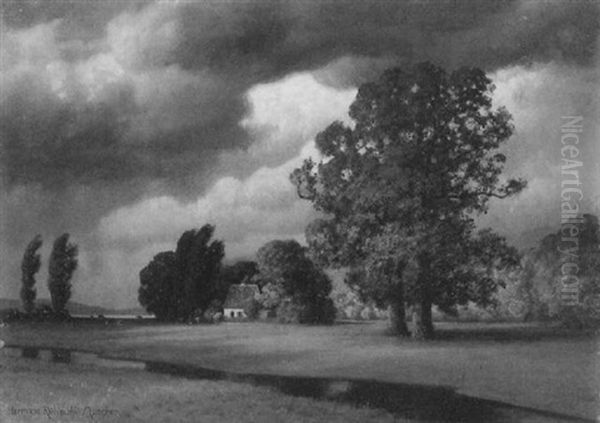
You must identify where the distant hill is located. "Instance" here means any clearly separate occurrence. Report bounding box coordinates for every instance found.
[0,298,148,316]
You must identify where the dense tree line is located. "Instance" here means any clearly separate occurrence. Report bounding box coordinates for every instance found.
[138,230,335,324]
[508,214,600,327]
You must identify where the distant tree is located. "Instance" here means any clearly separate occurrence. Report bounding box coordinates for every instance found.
[292,63,525,338]
[47,233,78,316]
[230,261,259,283]
[175,225,225,318]
[517,214,600,327]
[256,240,335,324]
[138,224,225,322]
[20,235,43,314]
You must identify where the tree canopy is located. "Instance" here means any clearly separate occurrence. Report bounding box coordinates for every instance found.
[47,233,78,316]
[20,235,43,314]
[256,239,335,324]
[138,224,225,322]
[139,251,179,321]
[291,63,525,338]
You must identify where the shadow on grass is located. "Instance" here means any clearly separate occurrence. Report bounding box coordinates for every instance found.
[430,323,598,343]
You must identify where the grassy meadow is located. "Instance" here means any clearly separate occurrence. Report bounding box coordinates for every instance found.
[0,351,406,423]
[1,320,598,421]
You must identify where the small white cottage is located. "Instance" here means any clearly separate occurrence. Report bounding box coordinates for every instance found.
[223,283,260,320]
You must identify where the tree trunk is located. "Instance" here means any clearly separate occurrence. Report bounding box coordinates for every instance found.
[388,300,409,336]
[387,262,409,337]
[411,253,434,340]
[411,298,434,340]
[421,297,433,337]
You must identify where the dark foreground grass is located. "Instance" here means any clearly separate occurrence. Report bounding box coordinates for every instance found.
[1,320,598,420]
[0,354,404,423]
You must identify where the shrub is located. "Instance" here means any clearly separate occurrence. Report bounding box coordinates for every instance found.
[276,299,303,324]
[300,296,336,324]
[275,296,336,324]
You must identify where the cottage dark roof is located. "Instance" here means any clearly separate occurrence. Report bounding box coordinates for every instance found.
[223,284,259,308]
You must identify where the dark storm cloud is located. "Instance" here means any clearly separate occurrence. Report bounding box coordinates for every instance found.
[1,71,134,186]
[176,1,598,78]
[0,0,144,33]
[1,0,598,191]
[0,0,598,307]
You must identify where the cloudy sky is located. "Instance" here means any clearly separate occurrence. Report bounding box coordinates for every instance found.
[1,0,598,308]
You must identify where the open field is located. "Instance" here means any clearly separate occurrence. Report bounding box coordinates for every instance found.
[1,321,598,421]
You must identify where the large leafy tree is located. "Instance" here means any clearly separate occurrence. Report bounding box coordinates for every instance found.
[138,224,225,322]
[139,251,179,321]
[176,225,225,318]
[20,235,43,314]
[256,240,335,324]
[291,63,524,338]
[47,233,78,316]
